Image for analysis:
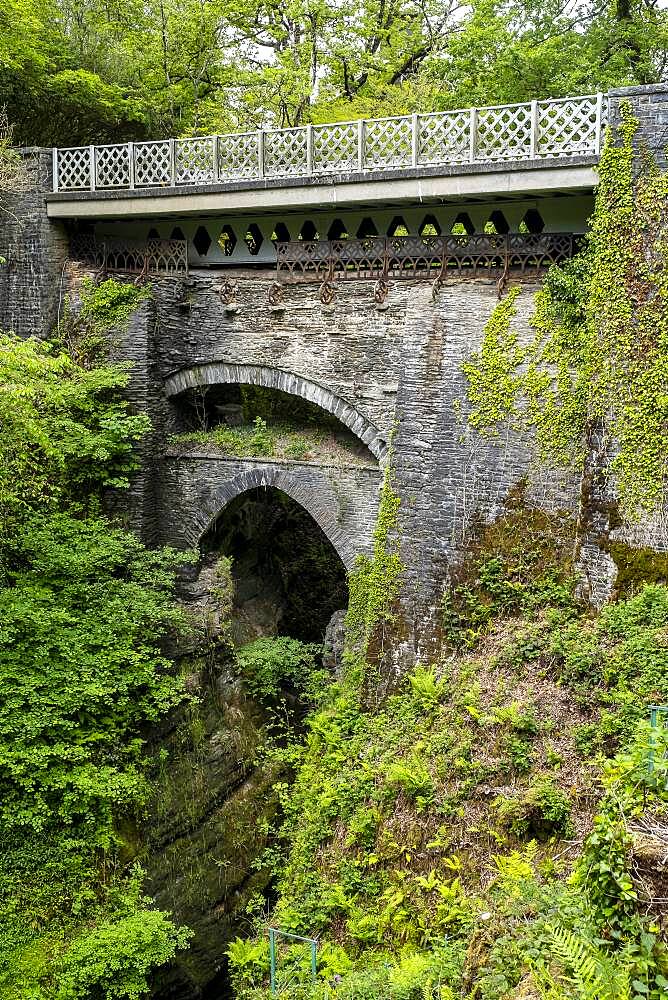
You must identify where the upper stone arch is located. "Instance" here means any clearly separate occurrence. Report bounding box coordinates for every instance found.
[192,466,358,569]
[164,362,387,460]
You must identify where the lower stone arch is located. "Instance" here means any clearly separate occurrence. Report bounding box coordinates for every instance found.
[164,362,387,461]
[194,467,358,569]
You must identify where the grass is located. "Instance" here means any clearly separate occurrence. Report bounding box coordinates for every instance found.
[168,417,376,467]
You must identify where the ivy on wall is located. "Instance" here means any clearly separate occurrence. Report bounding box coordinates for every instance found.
[463,104,668,523]
[344,461,402,674]
[462,285,523,432]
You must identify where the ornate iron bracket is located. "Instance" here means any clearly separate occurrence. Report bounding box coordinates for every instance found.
[374,278,389,306]
[319,277,336,305]
[268,281,284,307]
[219,278,239,311]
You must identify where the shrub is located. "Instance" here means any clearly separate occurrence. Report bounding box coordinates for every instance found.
[237,636,321,702]
[56,908,191,1000]
[386,757,434,805]
[284,436,312,461]
[495,779,572,840]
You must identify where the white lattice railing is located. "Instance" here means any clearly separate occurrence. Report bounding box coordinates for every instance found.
[53,94,606,193]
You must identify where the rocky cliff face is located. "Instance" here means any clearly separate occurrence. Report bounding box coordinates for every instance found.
[139,565,281,1000]
[144,655,280,999]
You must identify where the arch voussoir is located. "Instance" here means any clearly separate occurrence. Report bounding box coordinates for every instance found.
[196,466,357,569]
[164,362,387,460]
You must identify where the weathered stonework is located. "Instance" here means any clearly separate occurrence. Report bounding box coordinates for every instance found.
[0,148,68,337]
[608,83,668,169]
[103,271,576,646]
[158,454,381,569]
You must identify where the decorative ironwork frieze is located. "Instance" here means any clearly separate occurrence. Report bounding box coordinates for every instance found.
[69,235,188,276]
[275,233,579,286]
[53,94,605,192]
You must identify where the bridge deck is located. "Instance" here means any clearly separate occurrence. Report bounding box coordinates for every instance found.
[47,94,604,220]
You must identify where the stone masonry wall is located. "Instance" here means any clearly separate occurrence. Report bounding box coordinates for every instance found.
[608,83,668,170]
[121,272,578,650]
[158,455,381,568]
[0,148,68,337]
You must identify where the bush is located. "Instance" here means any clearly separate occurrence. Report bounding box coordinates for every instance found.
[495,779,572,840]
[56,908,191,1000]
[237,636,322,702]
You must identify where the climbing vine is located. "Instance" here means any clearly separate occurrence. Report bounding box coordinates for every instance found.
[463,103,668,522]
[58,277,151,364]
[344,461,402,670]
[462,285,523,432]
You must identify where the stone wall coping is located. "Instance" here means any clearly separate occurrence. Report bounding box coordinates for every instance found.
[162,451,380,473]
[607,83,668,98]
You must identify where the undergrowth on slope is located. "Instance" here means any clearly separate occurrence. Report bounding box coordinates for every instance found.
[227,492,668,1000]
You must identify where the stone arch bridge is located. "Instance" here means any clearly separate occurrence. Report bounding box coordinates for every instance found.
[2,83,667,626]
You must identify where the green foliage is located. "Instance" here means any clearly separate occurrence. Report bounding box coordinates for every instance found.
[0,107,27,211]
[0,325,191,994]
[78,278,149,334]
[533,924,633,1000]
[62,278,151,362]
[506,584,668,753]
[172,413,370,467]
[345,464,403,666]
[3,0,668,147]
[385,757,434,805]
[0,331,149,530]
[0,512,187,832]
[494,778,572,840]
[173,419,271,459]
[284,435,312,461]
[228,574,668,1000]
[55,906,192,1000]
[577,806,637,933]
[407,664,447,709]
[442,500,578,649]
[463,106,668,523]
[462,286,524,431]
[237,636,323,702]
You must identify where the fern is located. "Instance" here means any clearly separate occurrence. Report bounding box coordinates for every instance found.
[534,925,632,1000]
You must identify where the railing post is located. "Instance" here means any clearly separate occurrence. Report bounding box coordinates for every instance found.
[269,929,276,995]
[213,135,220,182]
[89,145,95,191]
[169,139,176,186]
[128,143,135,190]
[52,148,59,193]
[469,108,478,162]
[306,124,314,175]
[257,130,265,178]
[411,113,419,167]
[595,92,604,154]
[357,120,365,171]
[530,100,539,158]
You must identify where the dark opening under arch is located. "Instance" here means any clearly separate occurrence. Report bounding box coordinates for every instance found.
[202,486,348,643]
